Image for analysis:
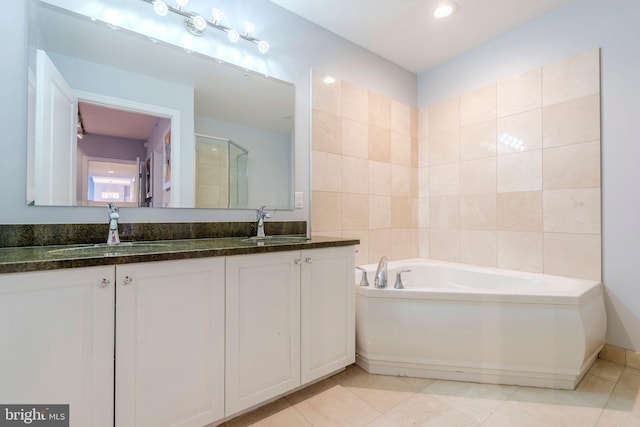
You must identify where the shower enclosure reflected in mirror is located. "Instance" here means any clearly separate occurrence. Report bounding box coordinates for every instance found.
[27,0,295,209]
[195,134,249,209]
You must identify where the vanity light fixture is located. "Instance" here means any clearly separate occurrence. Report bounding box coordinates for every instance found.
[144,0,269,53]
[433,2,458,19]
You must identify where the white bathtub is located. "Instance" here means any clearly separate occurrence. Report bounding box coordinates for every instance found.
[355,258,606,390]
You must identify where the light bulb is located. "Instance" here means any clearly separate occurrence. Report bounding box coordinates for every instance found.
[228,29,240,42]
[211,8,224,24]
[153,0,168,16]
[192,15,207,32]
[257,40,269,54]
[244,21,255,35]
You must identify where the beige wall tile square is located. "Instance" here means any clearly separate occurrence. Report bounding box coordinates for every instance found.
[428,129,459,166]
[410,196,419,226]
[391,165,412,196]
[419,196,429,228]
[312,109,342,154]
[497,231,543,273]
[391,132,412,166]
[496,191,543,232]
[312,150,343,192]
[460,157,496,195]
[460,83,497,127]
[391,196,413,228]
[391,100,411,136]
[461,230,497,267]
[343,229,369,267]
[461,194,496,230]
[428,97,459,134]
[342,156,369,194]
[543,94,601,148]
[342,193,369,230]
[429,196,460,229]
[497,67,542,117]
[418,136,429,168]
[429,228,461,262]
[543,140,601,190]
[543,48,600,107]
[312,72,342,115]
[419,106,429,138]
[460,120,497,161]
[429,163,460,196]
[418,167,429,198]
[311,191,342,232]
[391,229,413,261]
[543,233,602,280]
[368,125,391,162]
[497,109,542,154]
[342,81,368,123]
[369,195,391,229]
[497,150,542,192]
[543,188,601,234]
[342,119,368,159]
[369,161,391,195]
[369,91,391,130]
[411,108,419,138]
[409,168,419,198]
[419,228,429,258]
[369,229,392,263]
[411,136,419,168]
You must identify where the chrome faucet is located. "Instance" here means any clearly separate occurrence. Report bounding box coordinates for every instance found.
[107,203,120,245]
[355,266,370,287]
[394,269,412,289]
[256,206,271,238]
[374,256,388,288]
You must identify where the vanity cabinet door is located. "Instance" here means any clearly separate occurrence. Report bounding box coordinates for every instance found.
[115,258,225,427]
[225,251,301,417]
[300,246,356,385]
[0,266,115,427]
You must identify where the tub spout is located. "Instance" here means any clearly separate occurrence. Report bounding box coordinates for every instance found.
[374,256,388,288]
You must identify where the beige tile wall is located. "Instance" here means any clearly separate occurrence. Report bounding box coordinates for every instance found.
[419,48,602,280]
[311,72,419,266]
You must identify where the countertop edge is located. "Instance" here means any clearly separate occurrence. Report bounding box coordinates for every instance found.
[0,237,359,274]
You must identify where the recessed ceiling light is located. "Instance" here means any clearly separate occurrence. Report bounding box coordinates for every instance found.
[323,76,336,84]
[433,2,458,19]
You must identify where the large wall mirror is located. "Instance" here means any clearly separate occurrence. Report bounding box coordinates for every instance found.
[27,0,295,209]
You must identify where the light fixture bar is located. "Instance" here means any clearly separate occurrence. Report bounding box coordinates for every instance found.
[141,0,269,53]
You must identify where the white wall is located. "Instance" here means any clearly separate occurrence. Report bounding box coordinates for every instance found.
[1,0,415,225]
[418,0,640,352]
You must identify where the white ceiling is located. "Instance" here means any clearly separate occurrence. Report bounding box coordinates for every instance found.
[268,0,578,73]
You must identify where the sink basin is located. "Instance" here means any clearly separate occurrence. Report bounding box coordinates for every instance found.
[241,236,309,244]
[46,242,171,256]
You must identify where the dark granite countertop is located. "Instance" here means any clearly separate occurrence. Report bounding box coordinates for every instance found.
[0,235,359,274]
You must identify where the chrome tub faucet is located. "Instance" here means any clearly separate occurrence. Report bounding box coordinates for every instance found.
[374,256,388,288]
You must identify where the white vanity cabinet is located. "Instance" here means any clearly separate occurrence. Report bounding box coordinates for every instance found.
[300,246,355,384]
[225,251,301,416]
[225,246,355,417]
[115,258,225,427]
[0,266,115,427]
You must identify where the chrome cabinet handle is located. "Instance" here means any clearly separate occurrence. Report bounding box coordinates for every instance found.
[305,257,312,264]
[294,259,302,264]
[98,278,110,288]
[122,276,133,285]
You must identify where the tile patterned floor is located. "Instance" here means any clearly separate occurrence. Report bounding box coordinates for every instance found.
[222,360,640,426]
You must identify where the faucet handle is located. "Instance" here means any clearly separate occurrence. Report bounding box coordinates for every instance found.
[394,269,411,289]
[355,267,370,287]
